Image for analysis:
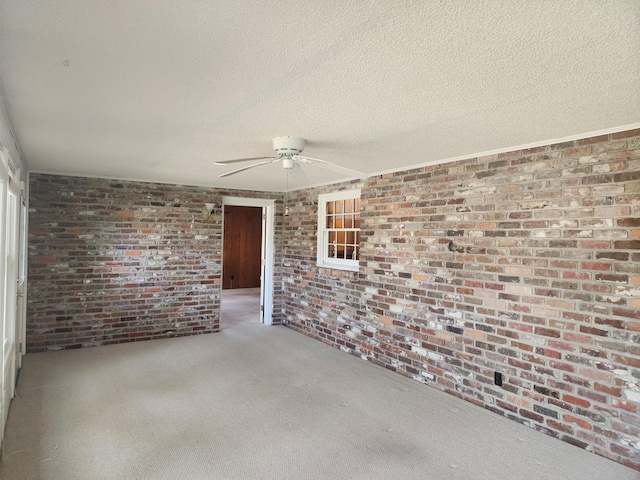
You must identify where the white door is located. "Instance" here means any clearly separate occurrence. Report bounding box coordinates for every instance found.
[1,178,20,429]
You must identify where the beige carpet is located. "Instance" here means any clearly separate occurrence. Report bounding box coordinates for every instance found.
[0,324,635,480]
[220,288,261,329]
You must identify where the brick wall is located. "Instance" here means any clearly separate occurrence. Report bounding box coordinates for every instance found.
[282,129,640,470]
[27,174,283,352]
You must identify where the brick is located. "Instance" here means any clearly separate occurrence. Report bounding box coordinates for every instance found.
[618,218,640,227]
[612,128,640,139]
[533,405,559,419]
[614,240,640,250]
[550,361,575,373]
[581,262,611,271]
[561,435,590,450]
[578,388,608,404]
[613,308,640,320]
[563,394,590,408]
[579,368,611,382]
[613,400,638,413]
[547,419,574,434]
[611,354,640,369]
[534,385,560,399]
[520,408,544,423]
[505,396,531,410]
[578,135,608,146]
[534,327,560,338]
[579,326,609,337]
[563,414,592,430]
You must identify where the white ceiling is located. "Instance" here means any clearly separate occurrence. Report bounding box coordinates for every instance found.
[0,1,638,192]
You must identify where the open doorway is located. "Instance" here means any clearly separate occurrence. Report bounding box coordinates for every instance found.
[220,197,275,329]
[221,205,261,328]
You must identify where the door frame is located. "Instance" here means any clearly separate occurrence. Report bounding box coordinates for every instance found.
[0,160,6,440]
[0,151,23,442]
[221,196,275,325]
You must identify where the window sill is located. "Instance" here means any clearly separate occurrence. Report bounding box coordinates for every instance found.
[316,261,359,272]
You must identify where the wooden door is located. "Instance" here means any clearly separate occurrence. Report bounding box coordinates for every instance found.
[222,205,262,289]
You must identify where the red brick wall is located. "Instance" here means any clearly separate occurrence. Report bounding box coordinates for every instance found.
[283,129,640,469]
[27,174,283,352]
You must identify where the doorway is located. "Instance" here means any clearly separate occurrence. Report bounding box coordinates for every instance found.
[220,197,275,328]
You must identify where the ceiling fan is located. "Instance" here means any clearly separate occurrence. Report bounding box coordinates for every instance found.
[214,136,367,179]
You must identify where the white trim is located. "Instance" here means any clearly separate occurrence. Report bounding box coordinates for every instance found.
[222,197,275,209]
[221,196,276,325]
[29,169,293,193]
[317,189,361,272]
[282,123,640,191]
[370,123,640,179]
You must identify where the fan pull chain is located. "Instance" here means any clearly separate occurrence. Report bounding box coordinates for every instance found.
[284,169,290,216]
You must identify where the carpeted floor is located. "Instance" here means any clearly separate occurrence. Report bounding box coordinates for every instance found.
[0,323,635,479]
[220,288,261,329]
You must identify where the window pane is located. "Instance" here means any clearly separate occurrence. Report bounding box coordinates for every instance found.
[345,199,353,214]
[344,215,353,228]
[328,231,334,258]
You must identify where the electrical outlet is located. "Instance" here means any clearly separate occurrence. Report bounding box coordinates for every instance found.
[494,371,503,386]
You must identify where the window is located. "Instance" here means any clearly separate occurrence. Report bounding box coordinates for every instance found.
[317,189,361,271]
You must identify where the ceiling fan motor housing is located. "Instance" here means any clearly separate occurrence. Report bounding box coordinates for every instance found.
[273,136,305,156]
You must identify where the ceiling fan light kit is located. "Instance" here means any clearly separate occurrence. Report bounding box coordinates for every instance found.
[215,136,367,180]
[282,157,295,169]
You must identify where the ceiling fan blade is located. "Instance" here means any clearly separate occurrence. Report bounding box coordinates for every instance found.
[214,156,277,165]
[218,158,280,177]
[288,163,310,187]
[293,155,367,179]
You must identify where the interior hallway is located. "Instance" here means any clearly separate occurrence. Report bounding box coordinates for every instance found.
[220,287,261,329]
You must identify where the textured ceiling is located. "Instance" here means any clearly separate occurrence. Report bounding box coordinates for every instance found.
[0,0,638,192]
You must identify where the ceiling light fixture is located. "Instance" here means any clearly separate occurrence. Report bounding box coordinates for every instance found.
[203,202,215,217]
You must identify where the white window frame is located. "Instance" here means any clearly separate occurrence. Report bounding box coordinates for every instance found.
[316,189,361,271]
